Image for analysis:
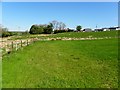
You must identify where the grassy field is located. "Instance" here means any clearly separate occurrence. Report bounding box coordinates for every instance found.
[7,30,118,40]
[47,30,118,38]
[2,38,118,88]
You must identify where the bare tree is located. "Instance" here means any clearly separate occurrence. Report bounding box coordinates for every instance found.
[61,22,66,30]
[56,22,59,30]
[51,20,66,30]
[58,22,66,30]
[51,20,58,30]
[59,22,62,30]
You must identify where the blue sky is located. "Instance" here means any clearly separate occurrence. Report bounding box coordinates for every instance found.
[2,0,120,2]
[1,2,118,31]
[0,2,2,25]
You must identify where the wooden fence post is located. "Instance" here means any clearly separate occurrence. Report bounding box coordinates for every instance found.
[33,38,35,43]
[11,41,13,51]
[21,40,22,47]
[16,43,18,51]
[27,40,28,46]
[5,43,8,53]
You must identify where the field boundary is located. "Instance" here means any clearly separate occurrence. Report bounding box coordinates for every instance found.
[1,38,38,56]
[1,36,118,56]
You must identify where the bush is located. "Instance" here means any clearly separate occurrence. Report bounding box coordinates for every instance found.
[1,28,12,37]
[2,31,11,37]
[29,24,53,34]
[54,29,74,34]
[44,25,53,34]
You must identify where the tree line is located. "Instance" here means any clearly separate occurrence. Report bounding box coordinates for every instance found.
[1,20,82,37]
[0,26,29,37]
[29,20,67,34]
[0,27,12,37]
[29,20,82,34]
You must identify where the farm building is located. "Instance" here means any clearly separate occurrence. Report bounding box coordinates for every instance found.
[102,28,110,31]
[109,27,120,31]
[94,28,104,32]
[83,28,92,32]
[94,28,110,32]
[94,27,120,32]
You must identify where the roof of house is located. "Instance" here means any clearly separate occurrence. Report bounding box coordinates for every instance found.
[109,27,120,29]
[83,28,92,30]
[102,28,109,29]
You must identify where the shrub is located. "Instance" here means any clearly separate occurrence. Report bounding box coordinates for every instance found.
[29,24,53,34]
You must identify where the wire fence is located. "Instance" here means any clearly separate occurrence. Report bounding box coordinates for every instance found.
[1,38,38,56]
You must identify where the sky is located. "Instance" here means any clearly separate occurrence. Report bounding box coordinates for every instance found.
[1,0,120,2]
[1,2,118,31]
[0,2,2,25]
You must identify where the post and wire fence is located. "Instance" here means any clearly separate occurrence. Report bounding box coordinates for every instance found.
[2,38,38,56]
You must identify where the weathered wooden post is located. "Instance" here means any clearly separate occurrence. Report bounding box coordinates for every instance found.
[5,43,10,54]
[5,43,8,53]
[11,41,13,51]
[16,42,18,51]
[21,40,22,47]
[27,40,28,46]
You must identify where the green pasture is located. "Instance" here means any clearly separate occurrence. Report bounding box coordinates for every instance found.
[8,30,118,40]
[2,38,118,88]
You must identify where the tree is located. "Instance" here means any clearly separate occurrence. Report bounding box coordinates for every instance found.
[49,23,53,28]
[59,22,65,30]
[29,24,45,34]
[38,25,44,34]
[29,20,66,34]
[51,20,58,30]
[29,25,37,34]
[2,27,11,37]
[44,24,53,34]
[50,20,66,30]
[76,25,82,31]
[61,23,66,30]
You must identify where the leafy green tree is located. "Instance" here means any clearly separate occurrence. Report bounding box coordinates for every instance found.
[49,23,53,28]
[29,24,53,34]
[76,25,82,31]
[38,26,44,34]
[44,24,53,34]
[29,25,44,34]
[29,25,37,34]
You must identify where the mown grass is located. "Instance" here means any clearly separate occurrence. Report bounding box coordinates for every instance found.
[2,38,118,88]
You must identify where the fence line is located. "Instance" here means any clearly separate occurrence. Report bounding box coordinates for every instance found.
[1,36,117,56]
[2,38,38,56]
